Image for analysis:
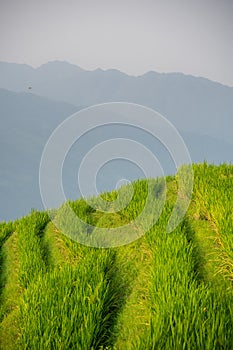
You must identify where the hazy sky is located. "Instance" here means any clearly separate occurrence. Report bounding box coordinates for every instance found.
[0,0,233,86]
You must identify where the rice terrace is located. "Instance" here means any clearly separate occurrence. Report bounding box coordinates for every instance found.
[0,162,233,349]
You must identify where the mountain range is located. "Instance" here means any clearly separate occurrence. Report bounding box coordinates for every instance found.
[0,61,232,221]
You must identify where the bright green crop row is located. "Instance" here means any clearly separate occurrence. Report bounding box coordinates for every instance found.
[193,163,233,280]
[17,210,50,288]
[19,249,118,350]
[0,222,14,248]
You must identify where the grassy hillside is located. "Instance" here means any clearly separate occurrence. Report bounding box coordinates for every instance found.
[0,163,233,349]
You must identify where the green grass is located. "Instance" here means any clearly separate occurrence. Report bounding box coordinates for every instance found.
[17,210,50,288]
[112,237,153,349]
[0,163,233,349]
[140,211,233,349]
[0,232,21,349]
[19,250,117,349]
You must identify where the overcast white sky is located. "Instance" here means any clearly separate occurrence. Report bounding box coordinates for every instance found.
[0,0,233,86]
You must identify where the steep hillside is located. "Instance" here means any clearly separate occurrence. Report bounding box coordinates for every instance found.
[0,163,233,349]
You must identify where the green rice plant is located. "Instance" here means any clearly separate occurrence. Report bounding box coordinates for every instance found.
[17,210,49,288]
[0,222,14,248]
[1,163,233,349]
[192,163,233,280]
[19,248,118,350]
[138,196,233,349]
[0,229,21,349]
[0,221,16,319]
[110,237,153,350]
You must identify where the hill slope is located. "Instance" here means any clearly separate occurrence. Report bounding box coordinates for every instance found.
[0,88,79,221]
[0,163,233,349]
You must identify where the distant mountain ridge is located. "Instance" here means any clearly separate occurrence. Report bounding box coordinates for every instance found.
[0,61,233,221]
[0,61,233,146]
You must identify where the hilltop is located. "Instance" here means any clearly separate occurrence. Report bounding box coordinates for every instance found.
[0,163,233,349]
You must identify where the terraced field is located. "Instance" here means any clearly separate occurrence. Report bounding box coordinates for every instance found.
[0,163,233,349]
